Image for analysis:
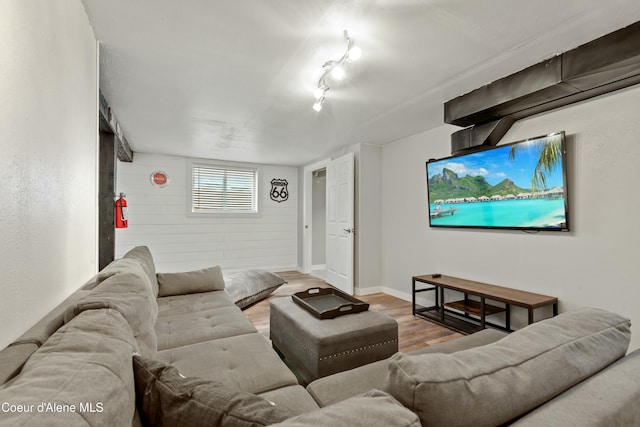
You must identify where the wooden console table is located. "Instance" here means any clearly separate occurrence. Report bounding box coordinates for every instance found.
[412,274,558,334]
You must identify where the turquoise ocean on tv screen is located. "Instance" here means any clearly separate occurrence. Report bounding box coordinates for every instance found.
[429,198,566,228]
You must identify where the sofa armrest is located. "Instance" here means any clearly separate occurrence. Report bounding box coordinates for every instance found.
[512,348,640,426]
[306,328,507,407]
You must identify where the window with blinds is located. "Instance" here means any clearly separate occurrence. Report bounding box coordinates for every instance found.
[191,162,258,214]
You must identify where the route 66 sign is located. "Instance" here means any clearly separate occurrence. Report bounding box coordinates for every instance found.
[270,179,289,203]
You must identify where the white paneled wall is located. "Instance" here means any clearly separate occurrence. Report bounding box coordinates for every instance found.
[115,153,297,273]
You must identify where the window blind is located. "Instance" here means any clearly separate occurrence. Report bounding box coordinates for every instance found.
[191,164,257,213]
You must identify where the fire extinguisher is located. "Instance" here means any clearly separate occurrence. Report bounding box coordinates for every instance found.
[115,193,128,229]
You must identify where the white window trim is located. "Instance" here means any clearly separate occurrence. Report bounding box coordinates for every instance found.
[187,158,261,217]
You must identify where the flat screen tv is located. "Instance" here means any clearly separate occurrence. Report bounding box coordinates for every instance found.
[426,131,569,231]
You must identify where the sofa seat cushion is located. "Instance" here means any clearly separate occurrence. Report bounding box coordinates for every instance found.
[133,355,291,426]
[155,306,257,350]
[157,265,226,297]
[224,270,286,309]
[157,333,298,394]
[0,308,139,426]
[258,386,320,416]
[157,290,237,317]
[269,390,421,427]
[512,348,640,426]
[64,259,159,359]
[307,328,507,407]
[385,307,631,427]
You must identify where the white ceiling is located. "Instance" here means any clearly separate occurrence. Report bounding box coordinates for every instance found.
[81,0,640,166]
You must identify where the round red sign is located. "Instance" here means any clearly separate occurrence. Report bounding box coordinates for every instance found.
[150,171,168,187]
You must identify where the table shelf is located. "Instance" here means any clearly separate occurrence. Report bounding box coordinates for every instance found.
[412,274,558,334]
[444,300,505,317]
[414,306,484,335]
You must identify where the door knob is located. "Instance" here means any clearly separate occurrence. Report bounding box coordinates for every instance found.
[343,228,354,234]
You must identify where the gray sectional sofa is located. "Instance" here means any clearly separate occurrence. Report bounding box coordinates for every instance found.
[1,245,639,426]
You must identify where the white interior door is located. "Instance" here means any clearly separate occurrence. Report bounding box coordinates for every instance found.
[325,152,354,294]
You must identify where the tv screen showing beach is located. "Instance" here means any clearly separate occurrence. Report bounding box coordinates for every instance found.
[426,131,569,231]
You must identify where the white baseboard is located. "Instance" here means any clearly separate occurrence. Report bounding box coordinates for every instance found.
[379,286,413,302]
[355,286,384,296]
[278,265,300,272]
[355,286,413,303]
[227,265,297,273]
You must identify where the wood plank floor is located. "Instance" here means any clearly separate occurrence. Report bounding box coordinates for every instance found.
[243,271,462,353]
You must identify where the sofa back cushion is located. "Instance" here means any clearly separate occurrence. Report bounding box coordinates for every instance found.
[157,265,225,297]
[511,348,640,426]
[11,290,93,348]
[123,245,159,297]
[385,308,631,427]
[224,270,286,309]
[65,259,159,359]
[0,308,139,426]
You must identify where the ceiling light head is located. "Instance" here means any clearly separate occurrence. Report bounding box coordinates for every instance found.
[312,97,325,112]
[313,85,328,99]
[331,65,345,80]
[348,46,361,61]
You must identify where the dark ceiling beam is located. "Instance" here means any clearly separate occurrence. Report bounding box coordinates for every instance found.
[99,91,111,132]
[99,91,133,162]
[117,135,133,163]
[444,20,640,153]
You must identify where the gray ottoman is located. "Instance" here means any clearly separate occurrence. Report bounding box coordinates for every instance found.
[270,297,398,385]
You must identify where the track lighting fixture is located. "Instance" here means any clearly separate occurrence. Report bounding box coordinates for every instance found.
[312,30,361,112]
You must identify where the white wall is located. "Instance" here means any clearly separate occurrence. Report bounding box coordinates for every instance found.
[381,85,640,351]
[0,1,98,348]
[357,144,383,292]
[115,153,298,273]
[311,172,326,266]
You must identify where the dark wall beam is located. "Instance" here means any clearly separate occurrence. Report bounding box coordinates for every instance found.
[98,91,133,269]
[98,132,117,270]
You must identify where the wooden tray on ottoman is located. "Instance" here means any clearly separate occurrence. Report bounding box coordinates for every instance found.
[292,287,369,319]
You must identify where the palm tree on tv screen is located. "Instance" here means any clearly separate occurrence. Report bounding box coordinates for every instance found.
[508,134,563,197]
